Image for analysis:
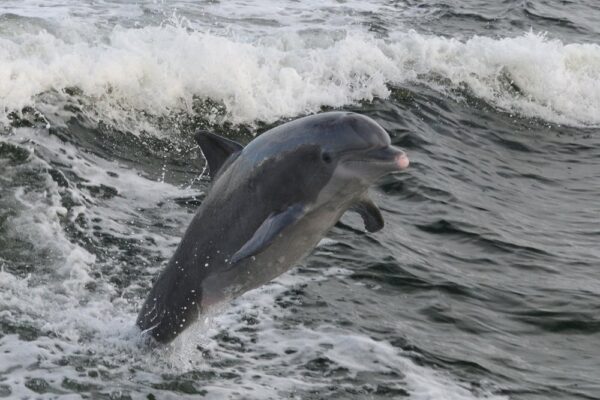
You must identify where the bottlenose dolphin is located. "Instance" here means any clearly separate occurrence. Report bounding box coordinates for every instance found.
[137,112,409,343]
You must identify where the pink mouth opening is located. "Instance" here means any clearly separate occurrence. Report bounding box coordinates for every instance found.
[395,154,409,170]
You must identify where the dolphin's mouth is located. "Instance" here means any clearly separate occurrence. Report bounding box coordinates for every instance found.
[357,145,409,171]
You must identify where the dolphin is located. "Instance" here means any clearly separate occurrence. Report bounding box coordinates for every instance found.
[137,111,409,343]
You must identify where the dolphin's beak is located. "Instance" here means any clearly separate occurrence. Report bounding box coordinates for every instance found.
[366,145,409,171]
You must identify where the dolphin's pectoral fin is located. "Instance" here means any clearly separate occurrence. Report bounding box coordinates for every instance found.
[231,203,306,264]
[350,195,384,232]
[195,131,244,178]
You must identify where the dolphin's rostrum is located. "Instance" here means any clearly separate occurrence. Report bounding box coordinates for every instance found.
[137,112,409,343]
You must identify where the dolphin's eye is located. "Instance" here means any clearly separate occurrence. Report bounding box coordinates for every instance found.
[321,152,332,164]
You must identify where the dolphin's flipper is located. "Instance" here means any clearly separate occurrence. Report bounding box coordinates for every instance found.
[231,203,306,264]
[350,195,384,232]
[195,131,244,177]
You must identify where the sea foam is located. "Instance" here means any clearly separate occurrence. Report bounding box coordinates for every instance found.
[1,19,599,129]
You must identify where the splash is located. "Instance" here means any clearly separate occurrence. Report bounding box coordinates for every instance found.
[1,18,599,130]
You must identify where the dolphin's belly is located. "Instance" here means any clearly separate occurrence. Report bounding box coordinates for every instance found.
[200,205,344,307]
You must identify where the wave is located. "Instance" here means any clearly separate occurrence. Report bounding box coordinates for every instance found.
[389,30,600,127]
[1,19,599,130]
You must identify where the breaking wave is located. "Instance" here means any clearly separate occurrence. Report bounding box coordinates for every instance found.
[1,17,599,130]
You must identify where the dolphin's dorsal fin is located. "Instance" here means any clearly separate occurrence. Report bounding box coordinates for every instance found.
[195,131,244,178]
[350,194,384,232]
[230,203,306,264]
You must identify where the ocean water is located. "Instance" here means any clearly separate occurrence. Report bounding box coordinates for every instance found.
[1,1,599,399]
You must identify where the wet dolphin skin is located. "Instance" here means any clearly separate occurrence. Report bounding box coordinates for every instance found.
[137,112,409,343]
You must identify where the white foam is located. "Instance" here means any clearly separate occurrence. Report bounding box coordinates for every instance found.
[1,19,599,129]
[1,143,96,294]
[0,131,199,397]
[160,266,508,400]
[388,30,600,126]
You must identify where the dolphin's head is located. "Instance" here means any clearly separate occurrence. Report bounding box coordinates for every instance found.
[237,111,408,207]
[289,112,408,204]
[247,111,408,211]
[318,113,409,185]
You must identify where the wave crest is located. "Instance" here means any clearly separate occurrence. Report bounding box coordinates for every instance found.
[1,21,599,129]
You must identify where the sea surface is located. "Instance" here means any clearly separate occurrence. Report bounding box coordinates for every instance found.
[1,1,599,399]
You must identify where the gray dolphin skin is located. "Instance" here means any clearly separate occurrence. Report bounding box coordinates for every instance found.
[137,112,409,343]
